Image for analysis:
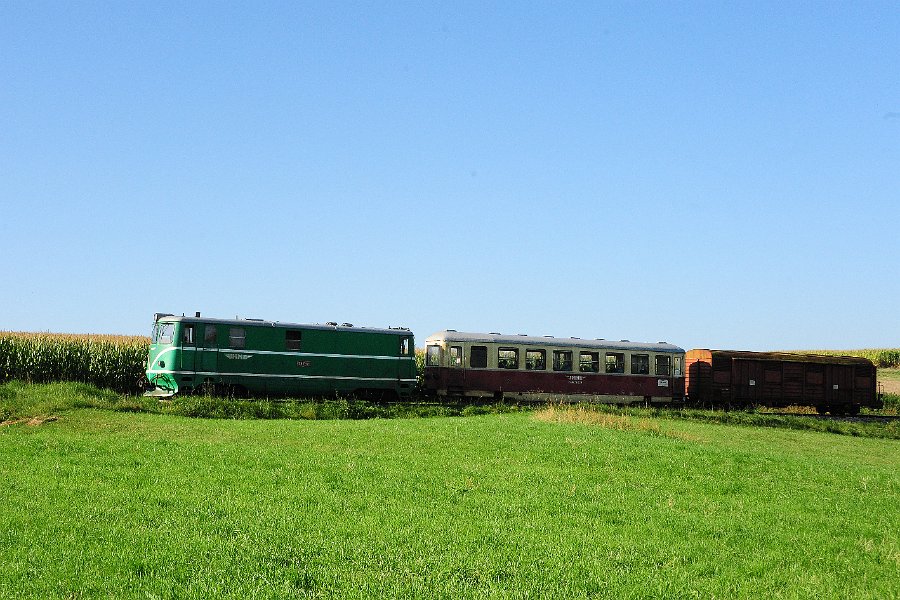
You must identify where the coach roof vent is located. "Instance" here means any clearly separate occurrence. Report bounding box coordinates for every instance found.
[489,332,501,335]
[620,339,630,342]
[518,333,528,336]
[341,323,353,327]
[446,329,456,332]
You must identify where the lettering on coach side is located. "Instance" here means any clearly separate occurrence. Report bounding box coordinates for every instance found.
[567,375,585,385]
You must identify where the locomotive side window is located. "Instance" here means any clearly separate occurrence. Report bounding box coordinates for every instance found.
[605,353,625,374]
[631,354,650,375]
[182,325,195,346]
[400,337,411,356]
[498,348,519,369]
[229,327,246,349]
[553,350,573,372]
[655,355,672,376]
[526,349,546,370]
[449,346,463,367]
[470,345,488,368]
[158,323,175,345]
[286,330,302,351]
[579,352,600,373]
[426,345,441,366]
[204,325,217,346]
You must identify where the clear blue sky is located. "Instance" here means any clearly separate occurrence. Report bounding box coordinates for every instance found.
[1,2,898,351]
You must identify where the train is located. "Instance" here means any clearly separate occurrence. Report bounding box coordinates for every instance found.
[144,312,883,414]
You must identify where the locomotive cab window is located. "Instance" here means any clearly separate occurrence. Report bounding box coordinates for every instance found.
[229,327,246,349]
[449,346,463,367]
[182,324,195,346]
[400,337,411,356]
[580,352,600,373]
[426,345,441,367]
[470,345,488,368]
[285,330,302,351]
[553,350,573,372]
[158,323,175,345]
[204,325,217,346]
[631,354,650,375]
[655,355,672,376]
[526,349,546,370]
[498,348,519,369]
[606,353,625,374]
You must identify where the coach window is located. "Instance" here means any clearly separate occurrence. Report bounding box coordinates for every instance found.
[526,349,546,370]
[579,351,599,373]
[498,348,519,369]
[181,325,195,346]
[631,354,650,375]
[553,350,573,372]
[426,345,441,367]
[449,346,463,367]
[204,325,217,346]
[400,337,411,356]
[286,330,302,351]
[606,353,625,374]
[470,345,488,368]
[229,327,246,349]
[655,355,672,376]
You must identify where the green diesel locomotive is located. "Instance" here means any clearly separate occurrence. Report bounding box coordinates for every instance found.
[145,313,416,398]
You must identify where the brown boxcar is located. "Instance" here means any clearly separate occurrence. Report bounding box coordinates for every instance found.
[684,349,881,414]
[424,331,685,404]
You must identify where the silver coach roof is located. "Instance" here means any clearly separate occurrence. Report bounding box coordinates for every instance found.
[425,330,684,353]
[154,314,411,336]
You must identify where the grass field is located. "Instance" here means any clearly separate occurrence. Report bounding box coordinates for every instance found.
[2,387,899,598]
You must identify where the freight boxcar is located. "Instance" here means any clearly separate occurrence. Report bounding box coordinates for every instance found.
[145,313,417,398]
[684,349,881,414]
[423,330,685,403]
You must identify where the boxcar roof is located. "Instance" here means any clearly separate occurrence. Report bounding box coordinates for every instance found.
[690,349,874,366]
[155,315,411,336]
[426,331,684,353]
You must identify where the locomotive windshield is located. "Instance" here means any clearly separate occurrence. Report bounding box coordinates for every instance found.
[152,322,175,345]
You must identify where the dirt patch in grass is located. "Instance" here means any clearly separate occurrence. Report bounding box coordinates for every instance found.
[1,416,58,427]
[533,404,700,441]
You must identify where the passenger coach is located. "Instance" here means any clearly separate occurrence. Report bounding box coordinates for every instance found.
[423,330,685,403]
[145,313,417,398]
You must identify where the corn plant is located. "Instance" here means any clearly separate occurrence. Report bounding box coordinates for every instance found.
[0,332,150,393]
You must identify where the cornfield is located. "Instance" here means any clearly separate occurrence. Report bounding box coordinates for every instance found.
[792,349,900,368]
[0,332,150,394]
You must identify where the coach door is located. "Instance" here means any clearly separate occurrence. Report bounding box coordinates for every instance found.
[446,345,465,389]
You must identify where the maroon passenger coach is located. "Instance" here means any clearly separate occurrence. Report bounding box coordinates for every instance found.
[423,330,685,404]
[684,349,881,414]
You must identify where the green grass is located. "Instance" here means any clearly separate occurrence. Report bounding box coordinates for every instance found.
[1,387,899,598]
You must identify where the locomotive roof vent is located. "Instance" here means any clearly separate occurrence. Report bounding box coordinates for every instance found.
[595,338,605,340]
[489,332,501,335]
[326,321,338,326]
[195,312,201,318]
[446,329,456,332]
[658,341,667,344]
[518,333,528,336]
[570,337,581,339]
[620,339,630,342]
[543,335,553,338]
[341,323,353,327]
[246,318,264,322]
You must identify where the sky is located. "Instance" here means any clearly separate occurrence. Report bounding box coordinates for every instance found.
[1,1,898,351]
